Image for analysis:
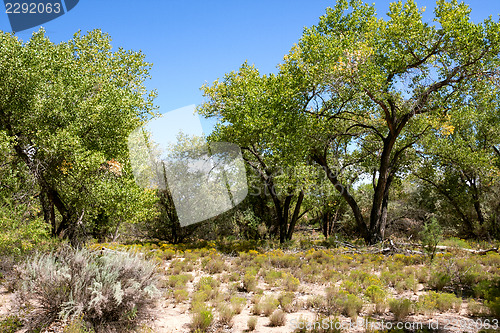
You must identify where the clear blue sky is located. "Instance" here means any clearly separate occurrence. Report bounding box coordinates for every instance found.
[1,1,499,136]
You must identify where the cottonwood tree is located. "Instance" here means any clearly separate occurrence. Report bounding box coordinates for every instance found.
[199,0,500,244]
[198,64,310,243]
[414,84,500,237]
[0,29,158,243]
[277,0,500,243]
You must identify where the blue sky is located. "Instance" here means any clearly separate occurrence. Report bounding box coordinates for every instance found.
[1,0,499,138]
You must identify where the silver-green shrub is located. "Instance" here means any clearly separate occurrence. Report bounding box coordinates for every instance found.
[15,245,159,331]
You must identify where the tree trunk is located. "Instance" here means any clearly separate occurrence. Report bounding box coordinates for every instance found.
[286,190,305,240]
[12,141,74,238]
[368,137,396,244]
[322,211,332,238]
[312,152,369,241]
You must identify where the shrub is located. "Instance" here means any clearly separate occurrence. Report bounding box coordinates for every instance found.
[419,217,442,261]
[251,296,263,315]
[435,292,462,312]
[283,273,300,292]
[191,291,209,304]
[0,200,54,257]
[325,288,363,319]
[243,269,258,292]
[269,309,286,327]
[63,316,95,333]
[306,295,325,311]
[485,297,500,318]
[167,274,193,289]
[247,316,257,331]
[473,279,500,300]
[428,271,451,291]
[16,245,159,331]
[341,280,361,294]
[230,296,247,314]
[196,276,219,300]
[278,292,296,312]
[264,270,282,286]
[190,305,213,332]
[341,294,363,319]
[217,305,234,326]
[261,296,279,316]
[418,291,461,313]
[174,289,189,303]
[415,267,429,283]
[468,299,488,316]
[0,315,23,333]
[389,298,413,320]
[203,257,226,274]
[365,285,387,314]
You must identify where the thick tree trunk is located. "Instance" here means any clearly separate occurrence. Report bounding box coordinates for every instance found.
[312,152,369,241]
[286,190,304,241]
[368,137,396,244]
[471,179,485,226]
[322,211,332,238]
[13,141,74,238]
[378,174,393,240]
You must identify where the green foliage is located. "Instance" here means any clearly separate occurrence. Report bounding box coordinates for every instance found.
[16,245,159,331]
[261,296,279,316]
[420,217,443,261]
[473,279,500,301]
[0,200,53,256]
[417,291,461,313]
[388,298,413,320]
[365,285,387,314]
[0,315,23,333]
[0,28,158,244]
[190,304,213,333]
[485,297,500,318]
[233,208,267,240]
[242,268,258,292]
[325,288,363,319]
[230,296,247,314]
[283,273,300,292]
[173,289,189,303]
[428,270,452,291]
[216,304,234,326]
[279,292,296,312]
[198,0,500,244]
[269,309,286,327]
[63,316,95,333]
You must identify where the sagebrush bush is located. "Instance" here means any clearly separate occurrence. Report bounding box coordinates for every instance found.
[217,304,234,326]
[279,292,296,312]
[190,304,213,332]
[325,288,363,319]
[230,296,246,314]
[428,271,451,291]
[243,269,258,292]
[247,316,257,331]
[261,296,279,316]
[15,245,159,331]
[268,309,286,327]
[389,298,413,320]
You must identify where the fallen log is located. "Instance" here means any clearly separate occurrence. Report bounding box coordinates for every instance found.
[394,242,498,255]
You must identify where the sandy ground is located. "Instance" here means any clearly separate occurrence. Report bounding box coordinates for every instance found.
[0,260,494,333]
